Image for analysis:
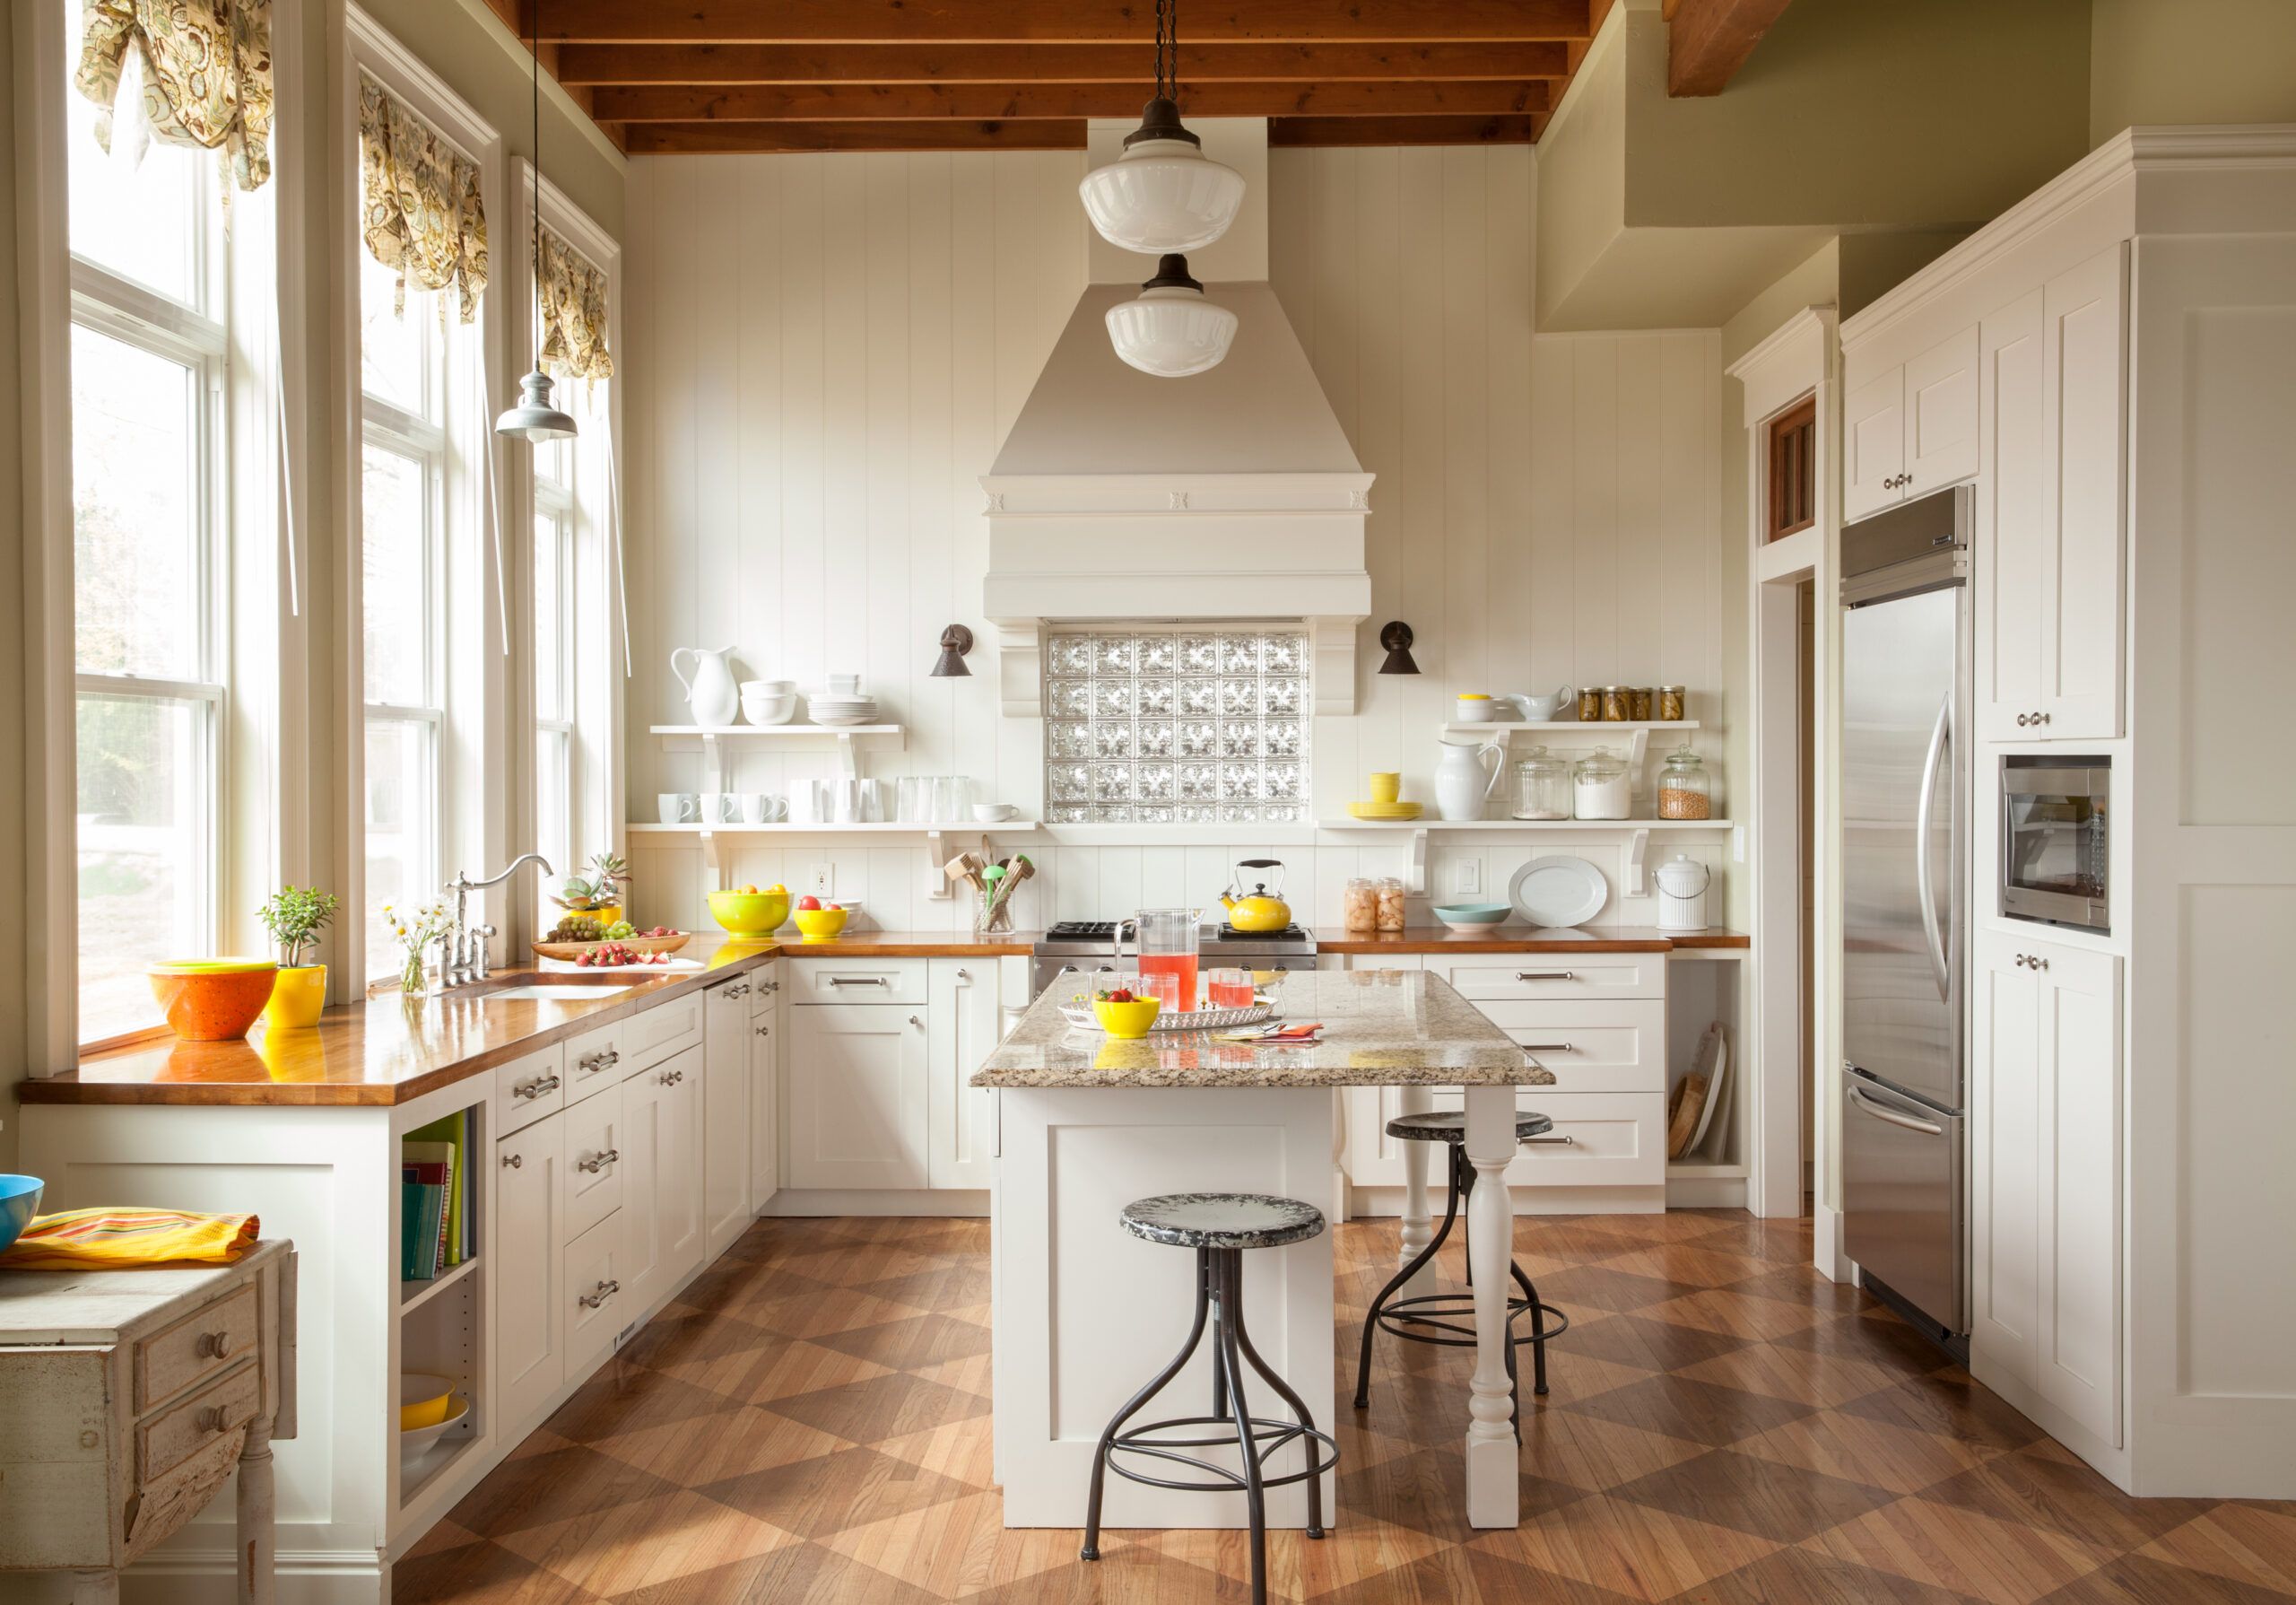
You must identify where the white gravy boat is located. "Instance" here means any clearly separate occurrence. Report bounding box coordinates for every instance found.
[1499,684,1577,722]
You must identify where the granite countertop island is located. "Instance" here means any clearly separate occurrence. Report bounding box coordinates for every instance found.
[972,968,1557,1089]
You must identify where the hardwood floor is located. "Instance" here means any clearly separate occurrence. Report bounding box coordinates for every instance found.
[399,1212,2296,1603]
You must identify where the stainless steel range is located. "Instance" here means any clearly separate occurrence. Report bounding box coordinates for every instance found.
[1030,920,1318,998]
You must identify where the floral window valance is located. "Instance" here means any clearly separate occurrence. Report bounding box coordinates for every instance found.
[75,0,274,192]
[538,225,614,382]
[359,74,487,323]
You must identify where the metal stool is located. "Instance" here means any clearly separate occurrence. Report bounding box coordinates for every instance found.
[1081,1192,1342,1605]
[1352,1110,1570,1428]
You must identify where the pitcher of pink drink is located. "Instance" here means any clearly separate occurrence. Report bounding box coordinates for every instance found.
[1116,908,1200,1013]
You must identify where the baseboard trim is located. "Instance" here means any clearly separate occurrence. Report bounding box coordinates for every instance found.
[760,1188,990,1217]
[114,1548,383,1605]
[1813,1201,1857,1283]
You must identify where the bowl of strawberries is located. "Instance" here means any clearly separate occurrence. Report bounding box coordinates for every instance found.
[1091,982,1161,1039]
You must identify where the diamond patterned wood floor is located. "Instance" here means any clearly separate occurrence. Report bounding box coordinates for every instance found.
[398,1212,2296,1603]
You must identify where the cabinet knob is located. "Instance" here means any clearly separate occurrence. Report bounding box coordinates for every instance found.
[194,1329,230,1358]
[956,968,970,982]
[909,1015,924,1028]
[501,1152,522,1169]
[197,1406,227,1433]
[2035,711,2050,725]
[2016,713,2030,727]
[755,1024,770,1036]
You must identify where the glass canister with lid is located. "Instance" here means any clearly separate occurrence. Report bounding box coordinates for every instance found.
[1657,744,1713,819]
[1342,877,1378,931]
[1511,746,1573,820]
[1374,876,1407,931]
[1573,746,1633,820]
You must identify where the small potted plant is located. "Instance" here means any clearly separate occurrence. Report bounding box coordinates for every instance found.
[550,850,632,929]
[257,885,341,1028]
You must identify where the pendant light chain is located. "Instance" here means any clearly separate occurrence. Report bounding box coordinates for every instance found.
[531,0,543,342]
[1155,0,1176,102]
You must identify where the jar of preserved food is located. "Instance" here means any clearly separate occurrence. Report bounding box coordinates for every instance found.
[1657,685,1686,722]
[1628,686,1654,720]
[1374,877,1407,931]
[1511,746,1573,820]
[1342,877,1378,931]
[1657,744,1712,819]
[1600,685,1633,722]
[1573,746,1633,820]
[1577,687,1604,722]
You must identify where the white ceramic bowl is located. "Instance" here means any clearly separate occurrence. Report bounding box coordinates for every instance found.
[743,692,797,726]
[742,678,796,694]
[972,802,1017,822]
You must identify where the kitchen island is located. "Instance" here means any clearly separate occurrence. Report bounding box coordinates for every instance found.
[972,966,1553,1532]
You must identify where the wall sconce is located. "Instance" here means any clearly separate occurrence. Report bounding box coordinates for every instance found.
[931,624,975,678]
[1378,621,1420,675]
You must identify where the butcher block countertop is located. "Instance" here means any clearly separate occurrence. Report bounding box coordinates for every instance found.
[22,930,1031,1108]
[1314,925,1750,954]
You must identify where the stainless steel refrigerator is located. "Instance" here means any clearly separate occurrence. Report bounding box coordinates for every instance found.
[1839,484,1970,1343]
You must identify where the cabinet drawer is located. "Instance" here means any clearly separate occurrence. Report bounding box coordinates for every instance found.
[1474,1001,1666,1094]
[563,1081,626,1241]
[133,1282,257,1411]
[1433,954,1664,1002]
[563,1214,627,1376]
[620,990,704,1077]
[1428,1089,1665,1187]
[139,1361,261,1483]
[792,957,927,1005]
[494,1043,567,1136]
[563,1018,626,1103]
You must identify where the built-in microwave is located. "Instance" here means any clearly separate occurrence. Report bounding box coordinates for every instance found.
[2000,756,2109,933]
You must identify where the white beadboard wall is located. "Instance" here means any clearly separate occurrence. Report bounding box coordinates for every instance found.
[620,146,1735,936]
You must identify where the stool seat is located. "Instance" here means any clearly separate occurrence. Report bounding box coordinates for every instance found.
[1120,1192,1326,1251]
[1384,1109,1553,1144]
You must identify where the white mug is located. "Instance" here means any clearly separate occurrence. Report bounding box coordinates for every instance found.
[701,791,741,824]
[744,793,786,824]
[657,792,700,824]
[788,780,822,824]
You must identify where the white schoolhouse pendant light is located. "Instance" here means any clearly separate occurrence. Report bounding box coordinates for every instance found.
[1105,253,1238,378]
[496,0,577,442]
[1077,0,1245,256]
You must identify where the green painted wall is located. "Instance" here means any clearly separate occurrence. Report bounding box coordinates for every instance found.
[2090,0,2296,147]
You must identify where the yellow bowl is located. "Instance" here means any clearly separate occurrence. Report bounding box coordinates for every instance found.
[707,889,790,937]
[793,905,849,941]
[400,1373,455,1432]
[1093,997,1162,1039]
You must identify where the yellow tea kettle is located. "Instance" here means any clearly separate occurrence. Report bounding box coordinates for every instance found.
[1220,859,1292,932]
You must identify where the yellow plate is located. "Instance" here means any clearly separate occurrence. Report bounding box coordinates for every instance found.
[1347,801,1423,819]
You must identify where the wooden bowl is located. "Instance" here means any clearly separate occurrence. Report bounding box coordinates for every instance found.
[531,932,691,963]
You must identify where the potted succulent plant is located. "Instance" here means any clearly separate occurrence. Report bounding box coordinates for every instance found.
[550,850,632,930]
[256,885,341,1028]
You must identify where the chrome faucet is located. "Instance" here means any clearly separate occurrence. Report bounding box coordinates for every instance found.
[441,853,552,988]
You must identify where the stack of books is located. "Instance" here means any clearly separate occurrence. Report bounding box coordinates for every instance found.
[401,1109,474,1283]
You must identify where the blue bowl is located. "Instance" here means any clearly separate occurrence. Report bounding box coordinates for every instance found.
[0,1175,44,1254]
[1432,903,1512,929]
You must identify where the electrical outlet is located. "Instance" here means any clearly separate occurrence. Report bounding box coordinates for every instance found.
[808,863,834,898]
[1450,859,1483,897]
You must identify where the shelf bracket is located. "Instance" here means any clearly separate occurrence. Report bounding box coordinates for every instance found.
[1407,828,1429,895]
[834,731,862,780]
[1626,828,1651,897]
[700,731,726,798]
[700,827,725,889]
[926,829,990,904]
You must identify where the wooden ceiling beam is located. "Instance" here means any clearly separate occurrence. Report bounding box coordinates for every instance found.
[620,120,1088,153]
[541,1,1595,47]
[591,79,1549,122]
[555,41,1572,85]
[1268,114,1543,146]
[1666,0,1793,96]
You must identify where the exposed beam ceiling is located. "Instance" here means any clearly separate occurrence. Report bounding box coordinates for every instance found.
[500,0,1612,153]
[1665,0,1794,97]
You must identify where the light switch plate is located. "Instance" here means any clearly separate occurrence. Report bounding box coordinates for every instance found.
[1449,859,1483,897]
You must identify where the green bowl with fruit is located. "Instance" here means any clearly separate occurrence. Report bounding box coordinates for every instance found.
[1092,989,1161,1039]
[708,887,791,938]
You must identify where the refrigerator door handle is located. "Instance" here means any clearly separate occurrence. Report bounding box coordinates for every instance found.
[1849,1084,1947,1137]
[1913,690,1952,1000]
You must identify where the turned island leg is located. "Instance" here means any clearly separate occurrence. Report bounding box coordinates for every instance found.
[1396,1083,1437,1297]
[1460,1084,1520,1528]
[236,1414,277,1605]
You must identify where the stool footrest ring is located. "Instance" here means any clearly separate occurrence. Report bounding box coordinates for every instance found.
[1371,1291,1571,1350]
[1104,1414,1341,1495]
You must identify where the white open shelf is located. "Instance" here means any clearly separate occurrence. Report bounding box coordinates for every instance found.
[1440,719,1700,737]
[398,1252,479,1314]
[649,722,904,741]
[1314,818,1727,831]
[628,821,1037,835]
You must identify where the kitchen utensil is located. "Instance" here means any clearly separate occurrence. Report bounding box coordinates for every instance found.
[1119,908,1201,1011]
[1434,736,1506,822]
[1346,800,1423,820]
[1509,855,1608,929]
[1454,693,1497,723]
[1655,852,1712,931]
[670,646,741,727]
[1431,903,1511,931]
[1511,746,1573,820]
[1369,772,1401,805]
[1219,859,1292,932]
[706,889,789,936]
[1685,1021,1730,1152]
[1500,684,1577,722]
[793,903,850,940]
[657,792,700,824]
[401,1374,457,1432]
[0,1175,44,1254]
[1572,746,1633,819]
[146,959,278,1041]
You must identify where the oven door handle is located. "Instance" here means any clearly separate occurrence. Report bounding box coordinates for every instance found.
[1913,690,1951,1002]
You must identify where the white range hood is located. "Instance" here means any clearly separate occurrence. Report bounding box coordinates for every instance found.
[981,121,1373,717]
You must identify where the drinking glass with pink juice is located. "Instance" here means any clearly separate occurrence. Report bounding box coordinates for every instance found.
[1206,967,1255,1008]
[1124,908,1201,1013]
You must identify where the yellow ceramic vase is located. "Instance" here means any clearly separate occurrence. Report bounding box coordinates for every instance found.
[264,964,328,1029]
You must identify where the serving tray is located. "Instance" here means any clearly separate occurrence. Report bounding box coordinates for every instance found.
[1059,1000,1275,1034]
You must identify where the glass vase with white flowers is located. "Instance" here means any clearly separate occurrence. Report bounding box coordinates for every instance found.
[383,901,454,997]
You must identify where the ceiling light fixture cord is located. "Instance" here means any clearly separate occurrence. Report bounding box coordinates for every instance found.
[531,0,542,302]
[1156,0,1175,102]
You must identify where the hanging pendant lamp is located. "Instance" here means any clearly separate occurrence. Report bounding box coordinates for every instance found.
[1106,254,1237,379]
[1077,0,1244,255]
[497,0,577,443]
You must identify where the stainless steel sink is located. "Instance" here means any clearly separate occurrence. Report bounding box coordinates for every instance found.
[479,983,637,1002]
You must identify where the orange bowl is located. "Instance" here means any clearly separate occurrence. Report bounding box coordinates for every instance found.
[147,960,279,1042]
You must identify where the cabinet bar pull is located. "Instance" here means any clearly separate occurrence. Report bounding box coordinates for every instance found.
[1513,971,1574,981]
[577,1147,619,1173]
[827,975,888,987]
[1521,1135,1576,1146]
[1518,1042,1574,1052]
[579,1278,620,1309]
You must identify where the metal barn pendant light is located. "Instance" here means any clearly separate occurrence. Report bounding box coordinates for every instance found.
[1077,0,1245,255]
[1105,254,1237,379]
[496,0,577,443]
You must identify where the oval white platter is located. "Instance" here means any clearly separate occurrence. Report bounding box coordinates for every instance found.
[1509,854,1609,928]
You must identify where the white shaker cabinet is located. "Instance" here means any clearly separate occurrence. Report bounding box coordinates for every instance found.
[750,974,780,1208]
[1970,928,2122,1448]
[926,959,1002,1190]
[1843,324,1980,521]
[787,1001,931,1189]
[702,976,757,1259]
[1976,287,2049,741]
[493,1113,563,1430]
[620,1045,706,1317]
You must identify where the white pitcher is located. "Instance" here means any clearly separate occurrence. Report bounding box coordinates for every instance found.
[1434,737,1506,822]
[670,645,741,727]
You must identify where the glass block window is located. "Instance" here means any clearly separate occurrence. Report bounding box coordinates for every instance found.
[1045,628,1309,823]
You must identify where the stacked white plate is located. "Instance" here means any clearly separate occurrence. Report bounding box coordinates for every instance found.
[808,693,880,728]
